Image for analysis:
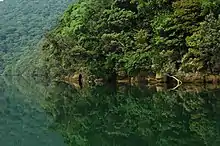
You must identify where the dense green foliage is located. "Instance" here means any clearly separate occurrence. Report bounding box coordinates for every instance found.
[0,0,73,74]
[43,83,220,146]
[41,0,220,80]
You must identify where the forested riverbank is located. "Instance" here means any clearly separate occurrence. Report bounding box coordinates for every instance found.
[36,0,220,84]
[1,0,220,84]
[2,1,220,145]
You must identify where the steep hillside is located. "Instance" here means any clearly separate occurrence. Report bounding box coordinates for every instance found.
[0,0,73,74]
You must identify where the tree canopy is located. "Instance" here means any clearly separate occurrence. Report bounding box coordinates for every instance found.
[40,0,220,80]
[0,0,73,74]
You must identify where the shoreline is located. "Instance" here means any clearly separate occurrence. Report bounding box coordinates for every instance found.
[62,77,220,93]
[63,72,220,85]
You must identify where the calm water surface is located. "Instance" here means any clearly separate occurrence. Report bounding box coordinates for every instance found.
[0,76,220,146]
[0,76,66,146]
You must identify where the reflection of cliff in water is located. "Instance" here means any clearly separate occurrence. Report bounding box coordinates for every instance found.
[43,81,220,146]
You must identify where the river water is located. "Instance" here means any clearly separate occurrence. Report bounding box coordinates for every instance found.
[0,76,220,146]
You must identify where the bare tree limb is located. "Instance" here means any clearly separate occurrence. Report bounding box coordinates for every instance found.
[165,73,182,90]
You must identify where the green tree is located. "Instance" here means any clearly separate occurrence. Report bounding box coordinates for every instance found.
[40,0,220,80]
[183,13,220,73]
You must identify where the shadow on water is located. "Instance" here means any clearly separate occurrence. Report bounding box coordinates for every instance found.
[42,80,220,146]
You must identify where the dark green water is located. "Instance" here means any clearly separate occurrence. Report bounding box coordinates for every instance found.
[0,76,66,146]
[1,76,220,146]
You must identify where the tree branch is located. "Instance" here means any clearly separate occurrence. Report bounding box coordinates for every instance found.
[165,73,182,90]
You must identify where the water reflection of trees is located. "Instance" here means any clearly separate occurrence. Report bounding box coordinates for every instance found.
[0,76,67,146]
[43,83,220,146]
